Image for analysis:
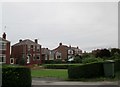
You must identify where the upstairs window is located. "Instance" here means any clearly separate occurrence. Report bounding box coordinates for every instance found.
[0,55,6,63]
[37,46,40,52]
[0,43,6,50]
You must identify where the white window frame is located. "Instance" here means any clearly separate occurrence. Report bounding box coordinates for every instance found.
[0,54,6,63]
[27,56,30,64]
[55,52,61,59]
[0,42,6,50]
[10,58,14,64]
[68,50,73,54]
[36,54,40,60]
[37,46,40,52]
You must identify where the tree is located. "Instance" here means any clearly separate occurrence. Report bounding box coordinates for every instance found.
[74,55,82,63]
[110,48,120,56]
[93,49,111,58]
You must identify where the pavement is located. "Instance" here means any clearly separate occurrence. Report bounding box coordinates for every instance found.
[32,77,120,86]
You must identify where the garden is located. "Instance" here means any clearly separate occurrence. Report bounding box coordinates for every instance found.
[31,48,120,81]
[1,48,120,87]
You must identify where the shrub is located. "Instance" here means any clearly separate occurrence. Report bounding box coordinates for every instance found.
[114,59,120,72]
[44,60,55,64]
[2,66,31,87]
[44,64,82,69]
[74,55,82,63]
[68,62,104,79]
[44,64,69,69]
[82,57,104,64]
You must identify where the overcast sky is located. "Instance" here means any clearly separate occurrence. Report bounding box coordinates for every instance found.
[0,2,118,52]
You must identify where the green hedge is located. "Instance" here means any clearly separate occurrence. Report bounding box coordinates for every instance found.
[68,62,104,79]
[114,59,120,72]
[44,64,82,69]
[2,66,31,87]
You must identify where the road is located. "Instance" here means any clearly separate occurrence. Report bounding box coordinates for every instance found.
[32,78,120,87]
[32,85,119,87]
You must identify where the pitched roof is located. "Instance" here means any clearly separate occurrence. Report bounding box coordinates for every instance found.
[13,39,41,46]
[0,37,10,43]
[41,48,50,54]
[52,44,68,51]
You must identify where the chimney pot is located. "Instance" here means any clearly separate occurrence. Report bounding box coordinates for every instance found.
[35,39,38,44]
[19,39,22,42]
[59,43,62,46]
[2,32,6,39]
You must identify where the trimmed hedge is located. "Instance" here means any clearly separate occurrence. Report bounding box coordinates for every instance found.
[2,66,31,87]
[68,62,104,79]
[44,64,82,69]
[114,59,120,72]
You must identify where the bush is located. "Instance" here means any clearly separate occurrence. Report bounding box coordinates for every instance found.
[82,57,104,64]
[44,64,69,69]
[68,62,104,79]
[44,59,65,64]
[74,55,82,63]
[44,64,82,69]
[2,66,31,87]
[44,60,55,64]
[114,59,120,72]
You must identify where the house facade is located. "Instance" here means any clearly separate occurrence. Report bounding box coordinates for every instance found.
[0,33,10,64]
[41,48,50,63]
[11,39,42,65]
[52,43,82,61]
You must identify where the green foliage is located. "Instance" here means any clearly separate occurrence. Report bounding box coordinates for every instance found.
[93,49,111,58]
[44,59,65,64]
[68,62,104,79]
[114,59,120,72]
[44,64,82,69]
[74,55,82,63]
[44,60,55,64]
[111,48,120,56]
[82,53,91,58]
[2,66,31,87]
[82,57,104,64]
[54,59,63,64]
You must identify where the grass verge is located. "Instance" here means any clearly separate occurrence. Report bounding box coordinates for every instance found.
[31,68,120,81]
[31,69,68,80]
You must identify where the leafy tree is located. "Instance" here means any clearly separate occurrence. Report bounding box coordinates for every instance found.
[110,48,120,56]
[74,55,82,63]
[82,57,103,64]
[82,52,91,58]
[92,49,111,58]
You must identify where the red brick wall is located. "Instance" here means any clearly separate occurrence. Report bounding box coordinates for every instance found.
[6,42,10,64]
[54,45,68,60]
[11,45,42,65]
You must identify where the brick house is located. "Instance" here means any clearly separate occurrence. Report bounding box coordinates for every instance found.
[11,39,42,65]
[41,48,50,63]
[0,33,10,64]
[52,43,82,61]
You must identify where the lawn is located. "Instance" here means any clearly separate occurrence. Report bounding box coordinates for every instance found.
[31,69,68,80]
[31,68,120,81]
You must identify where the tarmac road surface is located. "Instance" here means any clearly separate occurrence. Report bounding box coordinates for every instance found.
[32,85,119,87]
[32,78,120,87]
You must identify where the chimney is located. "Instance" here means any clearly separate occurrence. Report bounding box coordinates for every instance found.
[77,46,79,49]
[2,32,6,39]
[35,39,38,44]
[59,43,62,46]
[19,39,22,43]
